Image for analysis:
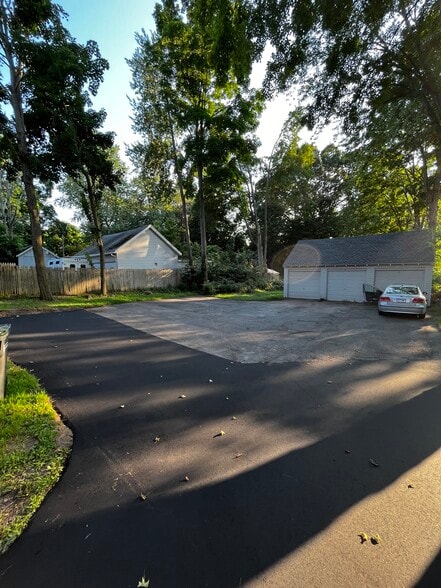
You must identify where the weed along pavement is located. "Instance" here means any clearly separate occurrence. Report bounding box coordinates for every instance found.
[1,299,441,587]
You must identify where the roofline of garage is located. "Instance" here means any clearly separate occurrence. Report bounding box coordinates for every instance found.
[284,262,434,268]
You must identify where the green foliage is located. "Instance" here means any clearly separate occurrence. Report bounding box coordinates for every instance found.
[181,245,267,293]
[0,362,70,554]
[0,223,27,262]
[129,0,263,278]
[43,219,85,257]
[255,0,441,230]
[254,112,348,259]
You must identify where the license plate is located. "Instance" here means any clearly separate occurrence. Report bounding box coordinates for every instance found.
[392,297,408,303]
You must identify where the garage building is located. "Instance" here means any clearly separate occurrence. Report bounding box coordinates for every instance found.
[283,230,434,303]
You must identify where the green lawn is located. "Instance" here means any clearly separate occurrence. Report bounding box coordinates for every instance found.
[216,289,284,301]
[0,289,198,314]
[0,362,71,554]
[0,288,284,315]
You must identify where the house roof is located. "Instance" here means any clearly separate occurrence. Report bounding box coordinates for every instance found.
[75,225,182,257]
[17,246,59,258]
[284,230,434,268]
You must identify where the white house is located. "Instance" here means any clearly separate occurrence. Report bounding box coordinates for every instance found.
[74,225,183,270]
[17,246,60,268]
[284,230,434,304]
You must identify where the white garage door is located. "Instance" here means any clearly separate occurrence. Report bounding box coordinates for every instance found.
[374,269,425,292]
[327,269,367,302]
[287,270,320,299]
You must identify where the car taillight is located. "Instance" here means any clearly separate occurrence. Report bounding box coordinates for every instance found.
[379,296,390,301]
[412,297,425,303]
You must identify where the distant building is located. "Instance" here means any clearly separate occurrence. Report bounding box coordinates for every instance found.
[74,225,182,270]
[284,231,434,303]
[17,246,60,268]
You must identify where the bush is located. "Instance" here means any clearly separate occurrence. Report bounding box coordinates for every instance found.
[180,246,269,294]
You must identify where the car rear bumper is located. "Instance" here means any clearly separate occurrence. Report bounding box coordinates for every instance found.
[378,302,426,315]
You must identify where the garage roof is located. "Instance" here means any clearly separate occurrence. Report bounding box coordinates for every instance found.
[284,230,434,268]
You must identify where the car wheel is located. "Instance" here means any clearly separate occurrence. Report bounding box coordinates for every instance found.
[378,310,384,316]
[419,313,426,319]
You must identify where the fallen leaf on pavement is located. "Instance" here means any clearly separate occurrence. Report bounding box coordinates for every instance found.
[153,436,161,444]
[178,395,187,398]
[371,534,381,545]
[358,533,369,544]
[213,431,226,438]
[369,458,379,467]
[234,453,243,459]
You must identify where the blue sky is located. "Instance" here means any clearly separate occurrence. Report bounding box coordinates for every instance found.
[57,0,156,156]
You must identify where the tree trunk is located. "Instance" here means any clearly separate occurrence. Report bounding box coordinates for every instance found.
[197,162,208,283]
[86,176,107,296]
[166,103,193,268]
[97,236,107,297]
[264,168,269,265]
[2,26,52,299]
[246,168,266,271]
[428,149,441,236]
[22,167,52,299]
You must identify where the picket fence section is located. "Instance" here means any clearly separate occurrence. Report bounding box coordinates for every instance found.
[0,265,181,297]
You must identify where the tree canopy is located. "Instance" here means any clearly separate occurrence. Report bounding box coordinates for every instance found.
[252,0,441,232]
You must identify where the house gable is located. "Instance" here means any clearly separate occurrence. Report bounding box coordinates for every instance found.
[74,225,182,270]
[117,226,181,270]
[17,246,60,268]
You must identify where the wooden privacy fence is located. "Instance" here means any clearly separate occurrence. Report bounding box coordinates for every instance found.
[0,266,182,297]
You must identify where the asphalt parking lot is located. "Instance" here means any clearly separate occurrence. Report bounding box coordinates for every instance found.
[94,297,440,364]
[1,300,440,587]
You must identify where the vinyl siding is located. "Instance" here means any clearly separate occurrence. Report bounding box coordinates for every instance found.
[17,249,59,268]
[116,229,181,270]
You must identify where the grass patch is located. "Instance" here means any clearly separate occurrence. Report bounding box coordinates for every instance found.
[216,289,283,301]
[0,289,197,315]
[0,362,71,554]
[0,288,283,315]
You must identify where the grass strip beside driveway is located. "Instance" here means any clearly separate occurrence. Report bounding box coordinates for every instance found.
[0,288,284,317]
[0,362,72,554]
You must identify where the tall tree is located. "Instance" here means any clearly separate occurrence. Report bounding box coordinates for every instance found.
[255,113,348,260]
[254,0,441,233]
[0,0,108,298]
[43,219,85,258]
[130,0,262,283]
[59,134,121,295]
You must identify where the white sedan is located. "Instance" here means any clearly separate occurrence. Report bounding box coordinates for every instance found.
[378,285,427,318]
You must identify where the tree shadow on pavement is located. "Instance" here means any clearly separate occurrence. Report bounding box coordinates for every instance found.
[1,376,440,587]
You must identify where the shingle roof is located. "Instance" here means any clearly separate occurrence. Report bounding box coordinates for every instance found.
[75,226,146,257]
[283,230,434,268]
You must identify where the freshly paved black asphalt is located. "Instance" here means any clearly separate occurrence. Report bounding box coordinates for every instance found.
[0,310,440,587]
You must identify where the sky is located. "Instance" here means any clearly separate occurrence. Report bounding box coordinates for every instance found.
[54,0,331,222]
[56,0,297,155]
